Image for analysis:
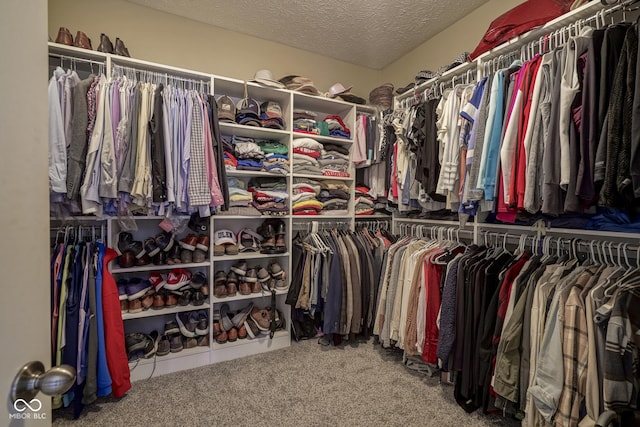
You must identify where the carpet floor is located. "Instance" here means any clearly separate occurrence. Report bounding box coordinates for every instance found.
[53,338,516,426]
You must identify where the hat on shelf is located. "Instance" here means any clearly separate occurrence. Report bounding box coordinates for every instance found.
[279,75,320,95]
[216,95,236,123]
[251,69,286,89]
[214,229,237,246]
[236,98,262,126]
[336,92,366,105]
[260,101,286,130]
[327,83,353,98]
[396,82,415,94]
[444,52,470,72]
[369,83,394,109]
[415,70,439,84]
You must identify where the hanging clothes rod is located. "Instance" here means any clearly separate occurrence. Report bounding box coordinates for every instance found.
[48,53,106,67]
[111,64,211,88]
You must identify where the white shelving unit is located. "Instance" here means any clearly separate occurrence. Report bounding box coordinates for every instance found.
[48,39,364,382]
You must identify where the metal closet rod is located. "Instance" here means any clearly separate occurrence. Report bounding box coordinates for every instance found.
[49,53,105,68]
[396,64,477,103]
[111,64,210,88]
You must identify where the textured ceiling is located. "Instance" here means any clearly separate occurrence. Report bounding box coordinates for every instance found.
[127,0,490,69]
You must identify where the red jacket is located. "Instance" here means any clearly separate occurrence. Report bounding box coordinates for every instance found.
[102,248,131,398]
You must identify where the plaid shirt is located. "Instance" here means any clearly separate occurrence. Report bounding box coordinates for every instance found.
[554,268,595,427]
[187,92,212,206]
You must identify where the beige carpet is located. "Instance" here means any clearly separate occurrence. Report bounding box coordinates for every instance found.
[53,338,515,426]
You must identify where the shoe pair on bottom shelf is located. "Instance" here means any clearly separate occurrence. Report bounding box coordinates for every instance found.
[156,311,210,356]
[213,303,285,344]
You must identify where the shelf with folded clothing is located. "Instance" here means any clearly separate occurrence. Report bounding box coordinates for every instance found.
[210,287,288,303]
[121,301,211,321]
[354,214,392,219]
[292,132,353,146]
[291,214,354,220]
[225,169,289,178]
[219,122,290,141]
[292,173,354,181]
[212,215,291,220]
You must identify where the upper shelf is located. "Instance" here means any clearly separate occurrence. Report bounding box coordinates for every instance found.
[48,42,108,62]
[219,122,290,141]
[292,92,355,116]
[213,76,292,104]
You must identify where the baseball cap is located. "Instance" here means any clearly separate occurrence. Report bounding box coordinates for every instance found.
[214,229,236,246]
[236,98,260,118]
[216,95,236,123]
[260,101,283,119]
[251,69,286,89]
[237,228,262,252]
[327,83,353,98]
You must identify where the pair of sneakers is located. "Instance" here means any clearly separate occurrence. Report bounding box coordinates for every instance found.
[126,331,158,361]
[213,303,246,344]
[259,224,286,254]
[244,306,285,339]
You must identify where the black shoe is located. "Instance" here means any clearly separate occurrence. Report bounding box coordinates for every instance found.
[117,232,133,255]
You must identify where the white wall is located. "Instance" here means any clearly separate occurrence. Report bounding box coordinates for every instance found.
[0,0,51,423]
[382,0,524,89]
[48,0,382,99]
[48,0,525,95]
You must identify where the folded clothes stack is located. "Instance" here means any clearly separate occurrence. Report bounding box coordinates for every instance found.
[258,140,289,175]
[293,137,323,175]
[233,136,265,171]
[323,115,351,139]
[228,177,252,208]
[320,143,350,177]
[354,185,379,216]
[248,177,289,216]
[318,180,350,216]
[293,110,318,134]
[292,178,323,216]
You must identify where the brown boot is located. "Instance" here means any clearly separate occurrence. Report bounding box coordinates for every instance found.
[73,31,92,50]
[55,27,73,46]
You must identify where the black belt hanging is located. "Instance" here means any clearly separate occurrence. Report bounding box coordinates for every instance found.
[269,289,276,339]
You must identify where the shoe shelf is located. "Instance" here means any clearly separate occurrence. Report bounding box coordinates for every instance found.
[110,261,211,274]
[211,330,289,350]
[226,170,289,178]
[121,302,211,321]
[212,252,290,261]
[219,122,290,140]
[211,288,288,304]
[129,346,211,367]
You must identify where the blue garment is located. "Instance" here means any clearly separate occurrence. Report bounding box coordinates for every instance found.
[330,130,350,139]
[95,243,112,397]
[481,71,505,201]
[586,209,640,232]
